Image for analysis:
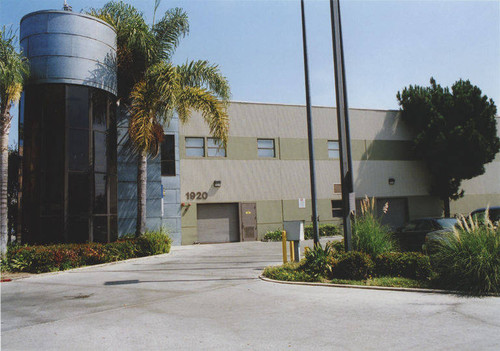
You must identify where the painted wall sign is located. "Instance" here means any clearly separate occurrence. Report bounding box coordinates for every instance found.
[298,198,306,208]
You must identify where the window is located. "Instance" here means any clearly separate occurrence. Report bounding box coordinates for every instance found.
[332,200,343,217]
[161,135,176,176]
[207,138,226,157]
[185,137,204,157]
[328,140,339,159]
[258,139,275,158]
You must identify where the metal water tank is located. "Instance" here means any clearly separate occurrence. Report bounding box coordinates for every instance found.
[20,10,117,94]
[19,10,118,244]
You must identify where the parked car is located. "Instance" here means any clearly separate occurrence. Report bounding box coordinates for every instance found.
[470,206,500,226]
[423,207,500,252]
[394,218,458,251]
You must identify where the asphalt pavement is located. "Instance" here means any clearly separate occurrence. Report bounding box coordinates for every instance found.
[2,239,500,350]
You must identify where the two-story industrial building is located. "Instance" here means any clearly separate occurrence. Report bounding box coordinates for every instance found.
[18,9,500,246]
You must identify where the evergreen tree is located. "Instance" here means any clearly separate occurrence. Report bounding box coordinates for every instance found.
[397,78,500,217]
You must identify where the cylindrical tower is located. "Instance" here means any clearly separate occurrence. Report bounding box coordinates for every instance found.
[19,10,118,244]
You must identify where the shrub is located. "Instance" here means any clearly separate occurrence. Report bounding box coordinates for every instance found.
[328,240,345,255]
[262,229,283,242]
[430,217,500,295]
[103,239,139,261]
[304,224,340,239]
[303,244,335,279]
[4,229,172,273]
[333,251,374,280]
[263,262,317,282]
[374,252,432,280]
[352,197,397,256]
[136,228,172,256]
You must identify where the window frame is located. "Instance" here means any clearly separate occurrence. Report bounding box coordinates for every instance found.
[328,140,340,159]
[257,138,275,158]
[207,137,226,157]
[185,137,205,158]
[161,134,176,176]
[331,199,343,218]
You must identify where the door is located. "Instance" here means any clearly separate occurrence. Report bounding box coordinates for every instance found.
[197,203,239,243]
[376,197,408,230]
[240,203,257,241]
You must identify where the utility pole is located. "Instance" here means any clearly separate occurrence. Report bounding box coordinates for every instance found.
[330,0,354,251]
[300,0,320,246]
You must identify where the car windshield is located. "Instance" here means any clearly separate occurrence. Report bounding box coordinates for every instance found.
[472,209,500,223]
[436,218,458,229]
[491,209,500,222]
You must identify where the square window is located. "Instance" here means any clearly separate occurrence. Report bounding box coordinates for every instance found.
[258,139,275,158]
[207,138,226,157]
[328,140,340,159]
[185,137,204,157]
[332,200,343,217]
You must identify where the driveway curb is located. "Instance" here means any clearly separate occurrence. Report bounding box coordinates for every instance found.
[259,275,461,295]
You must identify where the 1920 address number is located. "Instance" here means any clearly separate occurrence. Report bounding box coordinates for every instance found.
[186,192,208,200]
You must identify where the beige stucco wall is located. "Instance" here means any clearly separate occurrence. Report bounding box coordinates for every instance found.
[179,102,412,140]
[179,103,499,242]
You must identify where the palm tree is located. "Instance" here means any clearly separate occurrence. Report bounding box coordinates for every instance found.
[89,2,230,236]
[0,27,29,255]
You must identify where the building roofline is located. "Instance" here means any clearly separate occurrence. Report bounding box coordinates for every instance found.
[229,100,400,113]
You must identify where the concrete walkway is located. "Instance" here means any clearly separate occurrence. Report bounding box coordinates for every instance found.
[2,240,500,350]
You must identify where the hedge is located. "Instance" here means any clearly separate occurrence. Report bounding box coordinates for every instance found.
[374,252,432,280]
[3,229,172,273]
[305,224,340,239]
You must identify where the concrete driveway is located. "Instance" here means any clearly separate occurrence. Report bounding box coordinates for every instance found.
[2,240,500,350]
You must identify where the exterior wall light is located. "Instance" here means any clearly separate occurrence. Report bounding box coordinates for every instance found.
[388,177,395,185]
[213,180,222,187]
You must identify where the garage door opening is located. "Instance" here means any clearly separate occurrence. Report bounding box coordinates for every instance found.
[197,203,240,243]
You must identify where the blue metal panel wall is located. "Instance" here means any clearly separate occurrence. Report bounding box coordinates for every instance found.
[20,10,116,95]
[117,108,163,236]
[162,116,182,245]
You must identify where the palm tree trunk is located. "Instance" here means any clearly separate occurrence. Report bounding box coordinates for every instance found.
[443,197,451,218]
[136,150,147,236]
[0,125,10,256]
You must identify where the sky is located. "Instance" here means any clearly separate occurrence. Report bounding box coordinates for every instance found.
[1,0,499,147]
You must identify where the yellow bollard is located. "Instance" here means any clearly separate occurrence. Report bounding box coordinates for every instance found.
[290,240,295,262]
[282,230,287,264]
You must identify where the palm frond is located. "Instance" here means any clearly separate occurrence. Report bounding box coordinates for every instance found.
[0,26,29,120]
[129,62,179,156]
[176,60,231,101]
[86,2,158,100]
[153,8,189,61]
[176,86,229,146]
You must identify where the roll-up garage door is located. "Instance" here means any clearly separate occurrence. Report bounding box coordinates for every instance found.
[197,203,240,243]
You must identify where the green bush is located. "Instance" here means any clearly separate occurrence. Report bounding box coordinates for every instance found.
[263,262,317,282]
[430,220,500,295]
[303,244,335,279]
[374,252,432,280]
[262,229,283,242]
[304,224,340,239]
[350,196,397,257]
[333,251,374,280]
[4,229,172,273]
[328,240,345,255]
[104,239,139,261]
[136,228,172,256]
[352,214,396,257]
